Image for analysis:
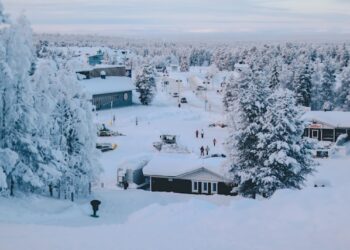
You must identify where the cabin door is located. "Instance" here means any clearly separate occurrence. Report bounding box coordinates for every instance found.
[312,129,319,140]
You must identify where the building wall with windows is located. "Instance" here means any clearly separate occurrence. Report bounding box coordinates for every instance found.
[92,90,132,110]
[148,176,233,196]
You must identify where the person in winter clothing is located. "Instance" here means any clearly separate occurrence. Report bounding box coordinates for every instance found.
[206,146,210,156]
[201,129,204,139]
[200,146,205,156]
[213,138,217,146]
[123,180,129,190]
[113,115,116,124]
[196,130,199,138]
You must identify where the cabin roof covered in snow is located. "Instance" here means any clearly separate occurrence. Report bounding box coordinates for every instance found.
[302,111,350,128]
[79,76,134,96]
[143,153,228,179]
[76,64,126,72]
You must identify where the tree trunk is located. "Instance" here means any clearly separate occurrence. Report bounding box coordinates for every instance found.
[10,178,14,197]
[49,184,53,197]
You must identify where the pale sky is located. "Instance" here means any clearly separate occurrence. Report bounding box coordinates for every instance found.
[2,0,350,40]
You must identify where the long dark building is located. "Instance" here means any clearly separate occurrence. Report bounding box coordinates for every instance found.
[143,154,234,196]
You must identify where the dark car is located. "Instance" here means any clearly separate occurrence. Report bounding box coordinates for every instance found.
[209,123,228,128]
[180,97,187,103]
[196,86,207,91]
[209,154,226,158]
[96,143,117,152]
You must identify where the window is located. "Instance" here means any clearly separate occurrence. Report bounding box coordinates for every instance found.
[212,182,218,194]
[202,182,208,193]
[124,92,129,101]
[312,130,319,139]
[192,181,199,193]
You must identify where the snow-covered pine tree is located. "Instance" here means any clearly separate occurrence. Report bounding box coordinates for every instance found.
[337,66,350,111]
[229,65,270,198]
[257,89,315,197]
[310,60,324,110]
[269,63,280,90]
[320,60,336,110]
[50,64,101,199]
[180,55,189,72]
[294,63,312,107]
[135,64,157,105]
[0,15,46,193]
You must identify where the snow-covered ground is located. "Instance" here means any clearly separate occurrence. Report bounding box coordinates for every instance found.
[0,68,349,250]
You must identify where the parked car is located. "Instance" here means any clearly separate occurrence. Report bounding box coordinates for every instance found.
[196,86,207,91]
[209,123,228,128]
[172,92,179,98]
[180,97,187,103]
[96,143,117,152]
[206,154,226,158]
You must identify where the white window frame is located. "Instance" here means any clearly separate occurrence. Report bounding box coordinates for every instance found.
[211,182,218,194]
[192,181,199,193]
[124,92,129,101]
[202,182,209,194]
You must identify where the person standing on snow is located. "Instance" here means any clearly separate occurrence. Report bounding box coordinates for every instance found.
[201,129,204,139]
[206,145,210,156]
[200,146,205,156]
[196,130,199,138]
[213,138,217,147]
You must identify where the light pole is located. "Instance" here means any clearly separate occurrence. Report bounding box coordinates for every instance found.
[176,79,182,104]
[204,80,210,111]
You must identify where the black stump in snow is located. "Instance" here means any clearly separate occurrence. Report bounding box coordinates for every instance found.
[90,200,101,218]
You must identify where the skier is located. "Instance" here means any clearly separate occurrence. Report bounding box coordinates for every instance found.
[213,138,217,147]
[113,115,116,124]
[135,117,138,126]
[195,130,199,138]
[200,146,205,157]
[206,145,210,156]
[201,129,204,139]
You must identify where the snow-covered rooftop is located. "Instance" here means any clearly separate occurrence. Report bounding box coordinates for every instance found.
[79,76,134,96]
[302,111,350,128]
[143,153,228,178]
[76,64,125,72]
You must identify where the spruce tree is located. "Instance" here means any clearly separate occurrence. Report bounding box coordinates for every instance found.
[269,63,280,90]
[135,64,157,105]
[337,66,350,111]
[257,89,315,197]
[294,64,312,107]
[180,55,189,72]
[229,65,270,198]
[320,60,336,109]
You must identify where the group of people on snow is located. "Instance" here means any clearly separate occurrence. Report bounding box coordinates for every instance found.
[195,129,217,157]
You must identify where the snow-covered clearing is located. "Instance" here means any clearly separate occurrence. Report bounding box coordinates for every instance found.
[0,68,349,250]
[1,157,349,250]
